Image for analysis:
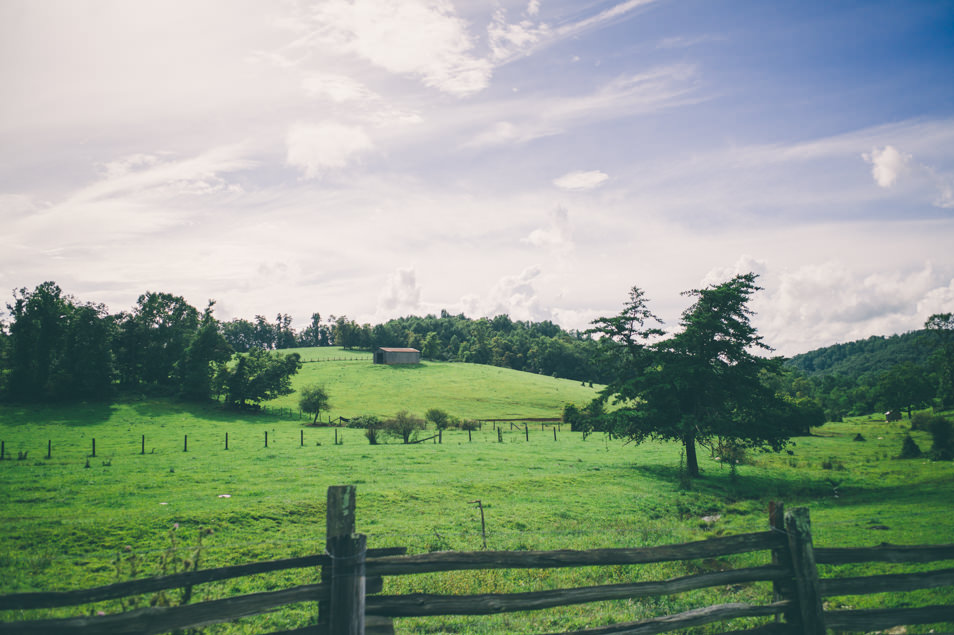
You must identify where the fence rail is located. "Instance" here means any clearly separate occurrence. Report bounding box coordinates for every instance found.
[1,488,953,634]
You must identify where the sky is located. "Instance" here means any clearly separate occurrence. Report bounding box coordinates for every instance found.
[2,0,953,356]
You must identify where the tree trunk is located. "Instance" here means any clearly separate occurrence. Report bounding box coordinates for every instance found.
[684,432,700,477]
[313,411,319,424]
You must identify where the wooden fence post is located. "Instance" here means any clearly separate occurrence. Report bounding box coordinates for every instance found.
[768,502,792,626]
[321,485,366,635]
[785,507,825,634]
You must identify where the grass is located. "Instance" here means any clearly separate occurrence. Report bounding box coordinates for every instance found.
[271,347,600,420]
[0,353,952,633]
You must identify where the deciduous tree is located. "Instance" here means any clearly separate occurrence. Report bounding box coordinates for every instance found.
[299,384,331,423]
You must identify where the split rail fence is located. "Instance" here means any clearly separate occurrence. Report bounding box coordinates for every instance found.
[2,487,953,634]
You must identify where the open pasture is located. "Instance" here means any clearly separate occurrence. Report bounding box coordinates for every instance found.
[1,379,953,632]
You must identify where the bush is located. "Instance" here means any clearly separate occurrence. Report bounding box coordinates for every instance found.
[910,411,933,431]
[384,410,424,444]
[347,415,381,429]
[899,434,922,458]
[460,419,479,431]
[929,416,954,460]
[425,408,451,430]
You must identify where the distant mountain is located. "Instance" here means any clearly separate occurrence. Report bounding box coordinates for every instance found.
[785,330,936,379]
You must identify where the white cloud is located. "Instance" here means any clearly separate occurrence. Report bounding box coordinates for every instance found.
[487,8,551,62]
[378,267,422,315]
[301,72,377,103]
[310,0,493,96]
[553,170,609,191]
[701,255,769,287]
[286,122,375,178]
[757,262,954,355]
[526,0,541,17]
[523,205,573,250]
[486,265,550,322]
[863,145,911,188]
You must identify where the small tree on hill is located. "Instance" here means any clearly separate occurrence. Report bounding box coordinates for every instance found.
[425,408,450,430]
[299,384,331,424]
[385,410,424,444]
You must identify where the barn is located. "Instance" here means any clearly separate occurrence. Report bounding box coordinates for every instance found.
[373,347,421,365]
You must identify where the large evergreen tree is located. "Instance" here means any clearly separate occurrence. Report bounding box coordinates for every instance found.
[592,274,799,478]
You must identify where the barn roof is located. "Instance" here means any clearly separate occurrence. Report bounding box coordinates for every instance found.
[377,347,420,353]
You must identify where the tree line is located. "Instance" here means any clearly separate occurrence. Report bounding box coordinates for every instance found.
[0,282,301,406]
[1,281,951,428]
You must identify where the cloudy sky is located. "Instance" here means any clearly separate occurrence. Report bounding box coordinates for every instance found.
[2,0,953,356]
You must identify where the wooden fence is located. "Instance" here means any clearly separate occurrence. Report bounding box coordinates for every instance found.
[2,487,953,634]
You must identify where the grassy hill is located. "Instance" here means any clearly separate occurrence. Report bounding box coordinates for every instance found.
[269,347,600,420]
[1,351,953,633]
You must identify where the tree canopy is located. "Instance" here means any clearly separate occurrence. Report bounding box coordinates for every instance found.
[591,273,800,478]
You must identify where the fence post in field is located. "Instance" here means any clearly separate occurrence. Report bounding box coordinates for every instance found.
[141,434,145,455]
[91,438,96,457]
[47,439,52,459]
[768,502,792,625]
[322,485,366,635]
[785,507,825,634]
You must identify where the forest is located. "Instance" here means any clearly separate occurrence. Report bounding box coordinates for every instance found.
[0,281,951,421]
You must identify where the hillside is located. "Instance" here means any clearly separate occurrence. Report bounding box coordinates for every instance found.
[267,346,601,420]
[785,329,935,378]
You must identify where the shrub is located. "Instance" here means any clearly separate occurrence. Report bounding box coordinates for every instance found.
[425,408,451,430]
[910,411,933,431]
[384,410,424,444]
[347,415,381,429]
[929,416,954,460]
[460,419,479,431]
[899,434,922,458]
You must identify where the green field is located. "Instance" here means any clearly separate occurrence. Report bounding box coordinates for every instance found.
[1,350,952,633]
[269,347,599,420]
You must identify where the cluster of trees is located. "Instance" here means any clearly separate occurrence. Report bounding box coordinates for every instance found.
[779,315,954,419]
[0,282,300,405]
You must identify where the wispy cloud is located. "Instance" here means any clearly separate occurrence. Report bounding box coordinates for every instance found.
[286,122,375,178]
[553,170,609,191]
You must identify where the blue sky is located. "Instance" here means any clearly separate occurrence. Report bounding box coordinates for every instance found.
[2,0,953,355]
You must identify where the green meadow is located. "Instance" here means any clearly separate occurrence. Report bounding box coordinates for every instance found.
[1,349,952,633]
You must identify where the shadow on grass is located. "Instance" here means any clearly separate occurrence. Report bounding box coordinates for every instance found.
[632,462,954,514]
[0,401,117,427]
[124,398,303,426]
[385,363,427,372]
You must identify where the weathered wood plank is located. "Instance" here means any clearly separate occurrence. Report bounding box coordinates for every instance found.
[0,583,325,635]
[0,548,404,611]
[365,615,396,635]
[767,501,792,628]
[820,566,954,596]
[824,604,954,629]
[366,565,787,617]
[537,601,790,635]
[815,543,954,565]
[328,534,366,635]
[366,531,784,576]
[319,484,357,635]
[784,508,825,635]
